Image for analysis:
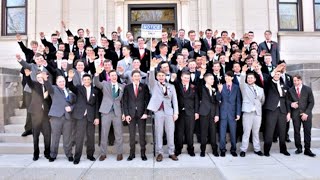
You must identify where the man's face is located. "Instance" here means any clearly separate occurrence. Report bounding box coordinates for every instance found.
[103,62,112,71]
[207,50,214,58]
[31,44,38,52]
[111,32,118,40]
[215,45,222,53]
[114,42,121,50]
[246,58,253,66]
[176,55,184,65]
[110,72,118,82]
[156,72,166,83]
[34,56,43,66]
[188,61,197,70]
[138,38,145,47]
[77,42,84,50]
[195,57,202,67]
[82,76,92,87]
[264,56,272,65]
[68,37,75,44]
[219,55,226,64]
[132,73,141,83]
[273,72,281,81]
[56,51,64,59]
[205,75,214,86]
[160,63,170,73]
[248,32,254,40]
[161,32,168,40]
[78,30,84,38]
[232,44,239,51]
[101,38,108,47]
[98,49,106,57]
[205,30,212,38]
[225,75,233,83]
[233,64,241,73]
[265,32,272,40]
[160,47,168,55]
[76,62,85,72]
[36,74,44,84]
[90,37,97,45]
[61,61,68,69]
[194,42,201,50]
[247,74,256,85]
[188,32,196,41]
[254,64,261,72]
[122,47,129,56]
[234,52,241,61]
[132,60,141,69]
[56,76,66,89]
[182,49,189,57]
[58,44,65,51]
[293,77,302,87]
[250,49,257,57]
[86,48,93,56]
[126,32,132,39]
[178,30,185,39]
[181,74,190,85]
[216,38,223,45]
[51,35,58,44]
[251,43,258,50]
[221,32,228,40]
[213,64,221,72]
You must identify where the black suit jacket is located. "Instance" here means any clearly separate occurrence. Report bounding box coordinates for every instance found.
[200,37,216,52]
[68,82,100,121]
[198,85,219,117]
[123,83,150,118]
[174,82,199,116]
[131,48,151,73]
[264,79,289,114]
[25,76,52,114]
[287,85,314,118]
[280,73,293,90]
[155,39,177,55]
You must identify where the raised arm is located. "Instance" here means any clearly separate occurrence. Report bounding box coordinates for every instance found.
[16,54,32,70]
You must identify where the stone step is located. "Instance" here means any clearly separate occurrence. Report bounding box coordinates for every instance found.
[14,108,27,116]
[1,138,320,155]
[9,116,26,124]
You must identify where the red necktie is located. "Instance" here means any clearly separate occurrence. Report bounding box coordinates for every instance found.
[183,85,187,93]
[260,74,264,87]
[100,59,103,67]
[135,84,139,97]
[297,87,300,98]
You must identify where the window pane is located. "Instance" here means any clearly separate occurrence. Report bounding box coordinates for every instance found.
[131,9,175,22]
[279,4,298,29]
[7,8,26,34]
[279,0,297,2]
[315,5,320,29]
[316,0,320,3]
[6,0,26,7]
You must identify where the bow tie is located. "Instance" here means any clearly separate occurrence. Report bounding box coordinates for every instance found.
[266,41,271,43]
[139,48,144,50]
[190,72,195,74]
[166,74,170,77]
[235,74,240,77]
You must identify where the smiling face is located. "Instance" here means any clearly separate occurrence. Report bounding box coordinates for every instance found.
[247,74,256,85]
[56,76,66,89]
[293,77,302,87]
[181,74,190,85]
[109,71,118,83]
[156,71,166,83]
[131,72,141,84]
[82,76,92,87]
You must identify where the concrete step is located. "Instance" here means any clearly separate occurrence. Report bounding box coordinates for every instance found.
[14,108,27,116]
[9,116,26,124]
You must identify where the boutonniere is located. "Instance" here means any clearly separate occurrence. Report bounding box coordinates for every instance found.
[284,89,287,93]
[280,85,284,88]
[118,87,122,92]
[92,93,95,97]
[287,76,290,81]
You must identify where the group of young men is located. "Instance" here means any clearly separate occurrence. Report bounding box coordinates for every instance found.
[16,22,315,165]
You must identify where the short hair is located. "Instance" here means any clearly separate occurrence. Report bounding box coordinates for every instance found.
[77,39,84,44]
[159,43,168,49]
[34,53,44,58]
[178,29,185,32]
[98,47,106,51]
[233,49,242,54]
[181,71,190,77]
[132,59,141,63]
[122,45,131,51]
[77,28,84,32]
[264,53,271,57]
[205,29,212,33]
[218,53,226,60]
[213,61,220,66]
[248,31,254,34]
[221,31,228,36]
[51,33,57,37]
[204,73,213,79]
[245,55,253,61]
[247,72,256,78]
[188,30,195,35]
[85,45,93,50]
[176,53,184,58]
[159,61,169,67]
[56,75,65,82]
[162,29,168,33]
[30,41,38,46]
[108,69,117,76]
[68,35,74,38]
[131,70,141,77]
[187,59,196,64]
[103,59,112,64]
[74,59,84,66]
[111,31,117,35]
[225,71,234,77]
[137,36,145,41]
[82,74,91,79]
[156,70,166,76]
[265,30,272,34]
[293,74,302,80]
[233,62,241,67]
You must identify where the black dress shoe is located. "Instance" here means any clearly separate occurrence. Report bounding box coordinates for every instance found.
[33,156,39,161]
[285,138,291,143]
[175,151,181,156]
[273,139,278,143]
[188,152,195,157]
[254,151,264,156]
[141,154,147,161]
[304,150,316,157]
[87,156,96,161]
[200,152,205,157]
[21,130,32,137]
[212,152,219,157]
[295,148,303,154]
[68,157,74,162]
[220,151,226,157]
[231,152,238,157]
[44,154,50,159]
[240,151,246,157]
[127,154,135,161]
[49,157,56,162]
[280,151,290,156]
[73,159,80,165]
[264,152,270,157]
[108,141,114,146]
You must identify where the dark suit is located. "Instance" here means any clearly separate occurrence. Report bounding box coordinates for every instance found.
[132,48,151,73]
[288,85,314,151]
[25,76,51,158]
[68,81,100,161]
[155,39,177,55]
[41,38,59,53]
[123,83,150,155]
[216,83,242,152]
[198,85,219,153]
[200,37,216,52]
[188,50,206,59]
[64,43,77,53]
[258,41,280,66]
[175,37,190,52]
[263,79,290,154]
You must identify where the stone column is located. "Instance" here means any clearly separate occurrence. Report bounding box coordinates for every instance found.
[180,0,190,30]
[0,68,22,133]
[302,0,315,32]
[114,0,125,37]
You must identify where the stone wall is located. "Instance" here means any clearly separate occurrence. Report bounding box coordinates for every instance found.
[0,68,22,132]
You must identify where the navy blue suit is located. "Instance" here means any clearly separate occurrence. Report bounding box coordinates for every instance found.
[216,83,242,152]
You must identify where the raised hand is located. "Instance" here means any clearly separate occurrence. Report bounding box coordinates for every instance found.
[100,26,105,34]
[242,64,248,73]
[95,65,103,75]
[16,34,21,41]
[199,31,204,37]
[16,54,22,61]
[117,66,125,74]
[39,32,45,38]
[214,30,219,37]
[41,72,48,81]
[117,26,122,34]
[152,39,158,48]
[231,32,235,39]
[24,69,32,76]
[55,30,60,37]
[171,29,177,37]
[86,29,90,36]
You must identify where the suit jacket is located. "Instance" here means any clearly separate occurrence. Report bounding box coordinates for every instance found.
[216,83,242,119]
[18,41,34,63]
[184,41,194,52]
[117,58,133,72]
[188,50,206,59]
[94,76,124,116]
[123,83,150,118]
[68,81,100,121]
[239,73,265,116]
[258,41,280,66]
[41,38,59,53]
[263,79,289,114]
[155,39,177,55]
[280,73,293,90]
[200,37,216,52]
[198,85,219,117]
[132,48,151,73]
[147,69,179,116]
[287,85,314,118]
[119,70,148,85]
[261,63,275,75]
[25,76,52,114]
[45,62,68,85]
[64,43,77,53]
[74,49,87,60]
[44,80,76,119]
[175,37,190,52]
[254,71,270,90]
[174,82,199,116]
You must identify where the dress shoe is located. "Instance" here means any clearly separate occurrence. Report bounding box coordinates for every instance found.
[304,150,316,157]
[264,152,270,157]
[156,154,163,162]
[200,152,205,157]
[141,154,147,161]
[73,159,80,165]
[44,154,50,159]
[295,148,303,154]
[87,156,96,161]
[231,152,238,157]
[254,151,264,156]
[117,154,123,161]
[127,154,135,161]
[240,151,246,157]
[188,152,195,157]
[33,156,39,161]
[68,157,74,162]
[21,130,32,137]
[108,141,114,146]
[99,155,107,161]
[273,138,278,143]
[220,151,226,157]
[213,152,219,157]
[49,157,56,162]
[169,154,178,161]
[174,151,181,156]
[285,137,291,143]
[280,151,290,156]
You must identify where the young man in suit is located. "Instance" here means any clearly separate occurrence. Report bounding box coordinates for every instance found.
[174,29,190,52]
[173,71,199,157]
[258,30,280,66]
[288,74,315,157]
[61,21,86,47]
[40,32,59,53]
[239,65,265,157]
[263,64,291,157]
[94,69,125,161]
[131,37,151,73]
[67,73,100,164]
[217,71,242,157]
[147,59,179,162]
[24,70,51,161]
[123,70,150,161]
[198,73,220,157]
[200,29,217,52]
[117,45,133,72]
[118,59,148,85]
[44,75,76,162]
[188,40,206,59]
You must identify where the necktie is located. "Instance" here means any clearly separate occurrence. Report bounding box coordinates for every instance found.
[251,85,257,97]
[296,87,300,98]
[183,85,187,93]
[80,51,83,58]
[260,74,264,87]
[227,85,231,93]
[106,72,110,81]
[207,39,211,48]
[135,84,139,97]
[112,85,117,99]
[100,59,104,67]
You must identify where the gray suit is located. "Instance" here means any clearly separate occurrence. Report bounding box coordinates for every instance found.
[119,70,148,85]
[147,68,179,155]
[117,58,133,72]
[44,80,76,159]
[239,73,265,152]
[94,76,124,155]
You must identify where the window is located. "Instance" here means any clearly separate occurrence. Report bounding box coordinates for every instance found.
[128,4,177,40]
[315,0,320,30]
[1,0,27,35]
[277,0,303,31]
